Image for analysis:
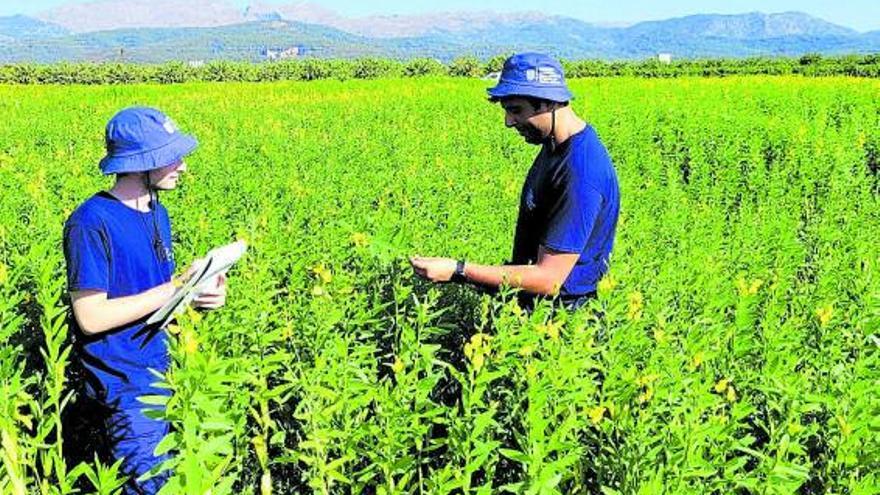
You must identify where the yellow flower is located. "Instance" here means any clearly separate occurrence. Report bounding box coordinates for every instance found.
[736,277,762,297]
[509,301,524,317]
[391,356,405,374]
[749,279,763,294]
[311,284,327,297]
[627,291,644,321]
[518,345,534,357]
[690,351,705,370]
[472,353,485,372]
[588,406,607,425]
[636,373,659,387]
[463,342,474,359]
[0,262,7,286]
[464,333,490,371]
[185,306,203,324]
[350,232,370,248]
[636,373,658,404]
[726,385,737,402]
[597,274,617,294]
[311,264,332,284]
[181,329,198,355]
[525,363,537,379]
[166,324,181,335]
[714,378,730,393]
[536,319,562,340]
[653,328,667,343]
[815,304,833,327]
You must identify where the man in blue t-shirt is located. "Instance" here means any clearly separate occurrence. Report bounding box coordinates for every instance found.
[411,53,620,310]
[63,107,227,494]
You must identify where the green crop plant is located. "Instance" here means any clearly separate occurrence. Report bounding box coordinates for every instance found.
[0,75,877,494]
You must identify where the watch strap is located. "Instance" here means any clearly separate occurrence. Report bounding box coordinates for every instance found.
[452,259,467,283]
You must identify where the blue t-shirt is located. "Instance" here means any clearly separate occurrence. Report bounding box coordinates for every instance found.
[63,191,175,406]
[512,125,620,305]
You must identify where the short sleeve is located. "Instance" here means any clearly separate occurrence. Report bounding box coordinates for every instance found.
[541,165,603,254]
[63,223,110,292]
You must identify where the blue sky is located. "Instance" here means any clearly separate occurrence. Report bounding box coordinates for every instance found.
[5,0,879,32]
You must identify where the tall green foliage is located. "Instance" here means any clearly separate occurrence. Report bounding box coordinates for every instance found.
[0,76,877,493]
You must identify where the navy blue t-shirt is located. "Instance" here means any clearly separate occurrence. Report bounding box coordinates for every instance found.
[512,125,619,305]
[63,192,175,406]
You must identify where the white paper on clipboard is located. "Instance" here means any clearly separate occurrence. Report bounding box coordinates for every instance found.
[146,240,247,329]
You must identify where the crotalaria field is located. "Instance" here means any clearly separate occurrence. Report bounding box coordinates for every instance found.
[0,76,878,494]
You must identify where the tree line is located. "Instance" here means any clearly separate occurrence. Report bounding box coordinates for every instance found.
[1,53,878,84]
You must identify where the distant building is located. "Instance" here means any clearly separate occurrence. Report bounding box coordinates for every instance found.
[658,53,673,64]
[264,46,301,61]
[187,60,205,68]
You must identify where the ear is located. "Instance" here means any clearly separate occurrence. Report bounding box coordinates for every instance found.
[532,99,555,113]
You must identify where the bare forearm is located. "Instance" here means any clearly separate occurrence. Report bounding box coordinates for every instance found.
[72,282,175,335]
[463,263,560,296]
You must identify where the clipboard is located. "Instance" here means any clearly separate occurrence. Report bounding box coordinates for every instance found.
[147,240,247,329]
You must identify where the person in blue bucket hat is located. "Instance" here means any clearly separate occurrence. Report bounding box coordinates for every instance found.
[63,106,227,493]
[411,53,620,310]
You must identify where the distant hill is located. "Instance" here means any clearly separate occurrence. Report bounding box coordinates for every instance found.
[0,15,68,40]
[0,20,381,63]
[623,12,857,40]
[0,3,877,63]
[36,0,248,33]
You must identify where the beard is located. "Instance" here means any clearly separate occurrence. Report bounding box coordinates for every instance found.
[515,123,545,144]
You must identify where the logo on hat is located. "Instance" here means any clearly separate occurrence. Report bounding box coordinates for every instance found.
[523,67,562,85]
[163,118,178,134]
[537,67,562,84]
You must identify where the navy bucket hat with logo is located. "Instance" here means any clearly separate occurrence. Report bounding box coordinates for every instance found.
[99,106,198,175]
[487,53,573,103]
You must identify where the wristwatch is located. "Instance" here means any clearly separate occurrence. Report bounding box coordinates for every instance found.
[451,259,467,283]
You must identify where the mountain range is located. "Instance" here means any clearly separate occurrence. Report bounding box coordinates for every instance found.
[1,1,878,63]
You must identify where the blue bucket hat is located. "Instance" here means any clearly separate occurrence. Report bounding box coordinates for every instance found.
[99,106,198,175]
[487,53,573,103]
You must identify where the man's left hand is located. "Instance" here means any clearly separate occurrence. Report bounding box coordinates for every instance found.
[193,273,227,310]
[410,256,457,283]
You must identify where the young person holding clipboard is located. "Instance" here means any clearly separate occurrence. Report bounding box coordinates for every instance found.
[63,107,227,494]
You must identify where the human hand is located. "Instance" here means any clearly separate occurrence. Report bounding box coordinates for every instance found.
[160,259,203,301]
[409,256,457,283]
[175,258,205,287]
[193,273,227,310]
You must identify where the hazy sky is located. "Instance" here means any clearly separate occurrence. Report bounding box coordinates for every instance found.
[5,0,879,32]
